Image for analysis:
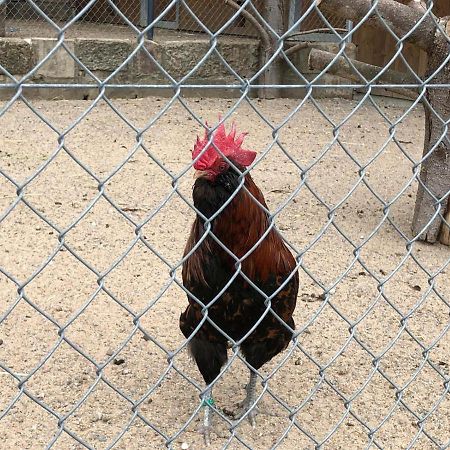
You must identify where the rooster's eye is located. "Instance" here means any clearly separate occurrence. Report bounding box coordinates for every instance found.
[219,162,228,171]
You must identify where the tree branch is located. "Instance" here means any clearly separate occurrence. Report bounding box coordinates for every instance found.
[316,0,436,52]
[224,0,271,50]
[284,42,310,57]
[308,48,417,84]
[407,0,427,14]
[308,48,418,98]
[287,28,348,37]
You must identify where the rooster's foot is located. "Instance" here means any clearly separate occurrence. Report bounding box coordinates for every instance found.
[225,371,260,426]
[198,422,228,446]
[199,391,227,445]
[231,400,259,427]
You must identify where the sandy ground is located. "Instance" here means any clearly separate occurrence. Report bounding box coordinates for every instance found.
[0,95,449,450]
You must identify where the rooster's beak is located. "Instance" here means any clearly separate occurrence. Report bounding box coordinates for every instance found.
[194,170,208,179]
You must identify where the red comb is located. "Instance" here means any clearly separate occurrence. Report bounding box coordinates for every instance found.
[192,121,256,170]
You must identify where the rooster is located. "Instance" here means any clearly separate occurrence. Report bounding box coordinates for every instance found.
[180,121,298,443]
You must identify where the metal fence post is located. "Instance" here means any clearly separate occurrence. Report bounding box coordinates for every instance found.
[146,0,154,39]
[140,0,154,39]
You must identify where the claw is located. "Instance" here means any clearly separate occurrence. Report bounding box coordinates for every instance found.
[199,412,228,444]
[232,399,259,426]
[199,424,212,446]
[229,371,260,426]
[248,408,257,428]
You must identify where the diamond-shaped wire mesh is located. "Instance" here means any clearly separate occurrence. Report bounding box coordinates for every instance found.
[0,0,348,40]
[156,0,264,37]
[3,0,141,38]
[1,0,450,449]
[289,0,347,35]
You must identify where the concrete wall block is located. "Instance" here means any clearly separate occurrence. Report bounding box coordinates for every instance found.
[0,38,33,74]
[217,41,260,78]
[161,39,260,81]
[162,41,209,79]
[32,38,75,79]
[131,41,166,80]
[0,35,355,100]
[93,69,131,84]
[75,38,132,72]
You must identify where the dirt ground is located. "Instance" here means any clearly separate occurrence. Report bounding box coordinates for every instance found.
[0,95,449,450]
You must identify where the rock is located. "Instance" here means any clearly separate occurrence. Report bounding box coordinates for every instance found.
[92,411,102,422]
[113,357,126,365]
[94,433,107,442]
[33,38,75,79]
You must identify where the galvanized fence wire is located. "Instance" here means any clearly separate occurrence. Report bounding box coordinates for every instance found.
[3,0,347,39]
[156,0,265,36]
[4,0,75,25]
[1,0,450,448]
[3,0,141,37]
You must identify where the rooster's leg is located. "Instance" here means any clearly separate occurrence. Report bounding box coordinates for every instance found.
[200,387,214,445]
[234,370,259,426]
[189,338,228,444]
[200,387,227,445]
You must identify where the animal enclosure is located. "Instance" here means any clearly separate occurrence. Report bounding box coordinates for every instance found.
[1,1,450,449]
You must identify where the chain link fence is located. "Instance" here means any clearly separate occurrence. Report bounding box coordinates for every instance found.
[2,0,141,38]
[2,0,350,40]
[155,0,265,36]
[1,0,450,449]
[288,0,348,37]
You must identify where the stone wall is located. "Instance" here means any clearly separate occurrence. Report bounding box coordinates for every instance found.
[0,37,260,99]
[0,36,354,99]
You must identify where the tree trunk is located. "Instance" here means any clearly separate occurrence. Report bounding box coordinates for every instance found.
[261,0,285,98]
[308,48,417,84]
[412,19,450,243]
[308,48,418,98]
[317,0,436,51]
[317,0,450,245]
